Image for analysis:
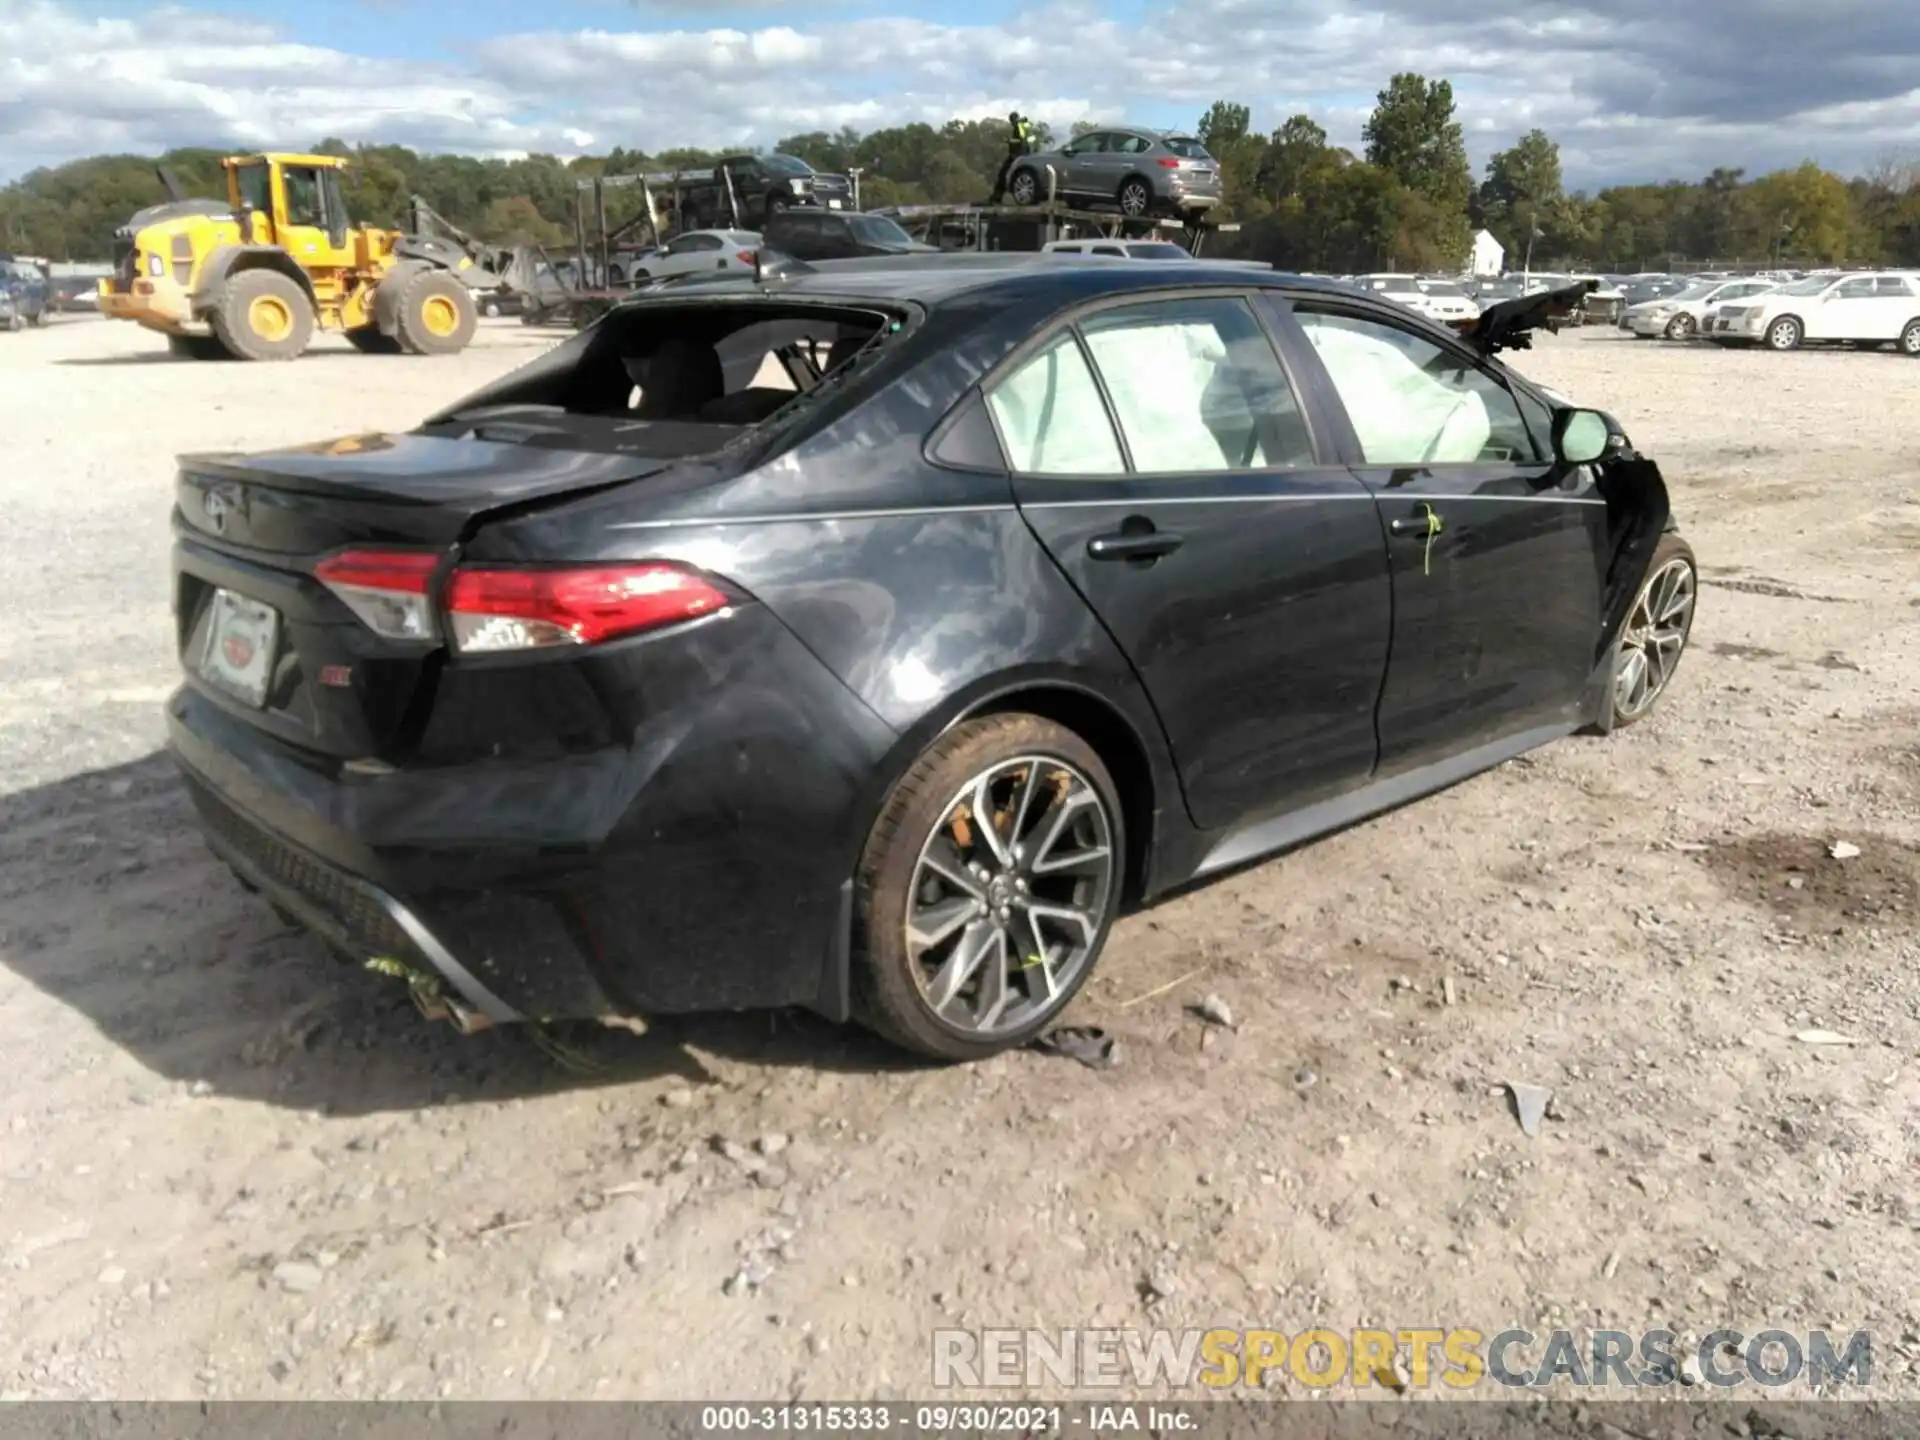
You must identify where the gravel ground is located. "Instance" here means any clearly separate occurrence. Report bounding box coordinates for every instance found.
[1,314,1917,1403]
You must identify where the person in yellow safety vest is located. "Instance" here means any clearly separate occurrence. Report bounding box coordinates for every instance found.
[988,112,1036,204]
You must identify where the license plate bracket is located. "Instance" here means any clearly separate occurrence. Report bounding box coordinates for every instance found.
[197,588,280,709]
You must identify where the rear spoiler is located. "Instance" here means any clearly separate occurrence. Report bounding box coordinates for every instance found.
[1451,279,1597,354]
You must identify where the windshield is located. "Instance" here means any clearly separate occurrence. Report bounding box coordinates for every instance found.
[1778,276,1834,295]
[1126,242,1190,258]
[1161,135,1210,159]
[1419,281,1466,296]
[761,154,815,176]
[848,214,913,246]
[1368,276,1419,293]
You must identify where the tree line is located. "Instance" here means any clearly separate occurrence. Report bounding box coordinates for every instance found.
[6,72,1919,274]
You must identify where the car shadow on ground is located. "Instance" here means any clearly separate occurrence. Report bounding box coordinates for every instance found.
[0,752,919,1118]
[54,352,195,366]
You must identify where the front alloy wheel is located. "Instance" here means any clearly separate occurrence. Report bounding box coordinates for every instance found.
[1612,543,1696,726]
[1765,316,1802,351]
[856,714,1122,1060]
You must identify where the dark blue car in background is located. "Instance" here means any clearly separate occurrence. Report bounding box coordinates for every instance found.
[0,257,51,330]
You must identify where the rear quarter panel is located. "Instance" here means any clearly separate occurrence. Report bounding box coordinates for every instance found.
[469,302,1184,896]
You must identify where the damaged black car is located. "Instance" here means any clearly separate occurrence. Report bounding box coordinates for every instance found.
[166,260,1694,1061]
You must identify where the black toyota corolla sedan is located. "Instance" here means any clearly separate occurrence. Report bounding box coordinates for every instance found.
[166,256,1695,1060]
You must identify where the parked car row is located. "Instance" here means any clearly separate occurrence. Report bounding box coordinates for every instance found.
[1614,267,1920,353]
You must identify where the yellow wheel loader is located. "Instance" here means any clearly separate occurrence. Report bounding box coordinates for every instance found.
[98,154,500,361]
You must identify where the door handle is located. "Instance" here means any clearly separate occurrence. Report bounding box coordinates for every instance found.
[1388,510,1444,537]
[1087,529,1183,561]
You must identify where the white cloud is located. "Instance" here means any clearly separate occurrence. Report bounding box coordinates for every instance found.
[5,0,1920,186]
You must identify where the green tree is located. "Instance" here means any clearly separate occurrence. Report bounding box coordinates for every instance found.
[1361,73,1471,264]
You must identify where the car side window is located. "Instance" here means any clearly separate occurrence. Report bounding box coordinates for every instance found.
[1875,276,1913,297]
[1835,278,1875,298]
[1294,309,1539,466]
[985,333,1125,476]
[1113,134,1150,155]
[1079,296,1317,472]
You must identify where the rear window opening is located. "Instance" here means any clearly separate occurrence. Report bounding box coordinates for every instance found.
[1162,136,1211,159]
[426,300,901,456]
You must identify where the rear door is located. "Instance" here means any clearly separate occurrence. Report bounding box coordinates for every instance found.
[1807,275,1878,339]
[1872,274,1918,339]
[1272,297,1608,773]
[991,291,1392,832]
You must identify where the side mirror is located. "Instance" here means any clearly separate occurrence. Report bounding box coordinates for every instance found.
[1553,409,1611,466]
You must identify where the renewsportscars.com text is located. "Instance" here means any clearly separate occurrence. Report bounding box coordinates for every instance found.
[932,1327,1874,1391]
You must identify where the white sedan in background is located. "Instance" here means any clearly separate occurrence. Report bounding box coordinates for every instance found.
[1624,278,1778,340]
[1709,271,1920,353]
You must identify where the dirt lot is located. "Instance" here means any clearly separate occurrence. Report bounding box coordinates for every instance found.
[1,314,1916,1403]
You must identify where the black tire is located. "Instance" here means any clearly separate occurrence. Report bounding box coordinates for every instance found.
[853,713,1125,1062]
[166,332,230,361]
[392,269,477,356]
[1664,313,1696,340]
[1008,168,1040,206]
[1608,535,1697,730]
[1764,315,1802,351]
[344,326,402,354]
[209,268,313,361]
[1900,319,1920,357]
[1117,177,1153,218]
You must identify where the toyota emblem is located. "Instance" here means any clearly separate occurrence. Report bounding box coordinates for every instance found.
[202,490,227,533]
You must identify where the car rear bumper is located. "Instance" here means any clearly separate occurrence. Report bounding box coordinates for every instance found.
[165,605,900,1026]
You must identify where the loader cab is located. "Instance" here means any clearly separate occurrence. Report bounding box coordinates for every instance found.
[224,154,355,264]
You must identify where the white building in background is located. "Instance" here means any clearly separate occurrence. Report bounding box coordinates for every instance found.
[1470,229,1505,277]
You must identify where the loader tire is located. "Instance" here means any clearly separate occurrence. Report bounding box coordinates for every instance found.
[210,269,313,361]
[393,270,476,356]
[166,333,230,361]
[345,326,403,355]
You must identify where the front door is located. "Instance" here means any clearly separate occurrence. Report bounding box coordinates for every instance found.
[1054,134,1106,197]
[990,291,1392,833]
[272,163,355,272]
[1276,301,1609,773]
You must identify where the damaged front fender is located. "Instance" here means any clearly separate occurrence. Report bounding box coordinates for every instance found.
[1583,452,1678,730]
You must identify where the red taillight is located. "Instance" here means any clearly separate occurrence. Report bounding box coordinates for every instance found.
[736,249,756,265]
[315,548,441,641]
[1156,157,1181,168]
[445,563,730,653]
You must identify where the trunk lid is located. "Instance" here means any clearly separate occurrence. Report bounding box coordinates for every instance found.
[172,432,672,762]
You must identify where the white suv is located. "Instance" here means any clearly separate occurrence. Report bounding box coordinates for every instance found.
[1709,271,1920,353]
[1352,273,1479,324]
[1624,278,1778,340]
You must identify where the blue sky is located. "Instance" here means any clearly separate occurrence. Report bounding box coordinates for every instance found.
[8,0,1920,185]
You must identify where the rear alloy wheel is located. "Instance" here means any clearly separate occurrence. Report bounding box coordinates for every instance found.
[210,269,314,361]
[1901,319,1920,356]
[856,714,1123,1061]
[1611,539,1697,727]
[1765,315,1802,351]
[1008,168,1040,206]
[1117,177,1153,218]
[394,269,477,356]
[1664,313,1696,340]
